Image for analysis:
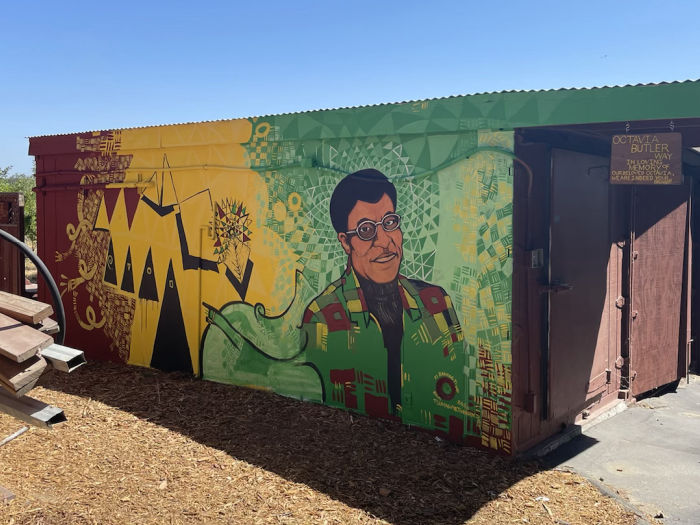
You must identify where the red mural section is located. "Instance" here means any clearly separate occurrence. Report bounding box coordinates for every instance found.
[35,131,135,362]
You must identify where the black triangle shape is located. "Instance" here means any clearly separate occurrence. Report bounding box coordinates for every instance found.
[120,247,135,293]
[104,238,118,285]
[138,248,158,301]
[150,260,193,374]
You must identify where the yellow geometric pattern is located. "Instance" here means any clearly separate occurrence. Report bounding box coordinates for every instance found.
[86,120,302,374]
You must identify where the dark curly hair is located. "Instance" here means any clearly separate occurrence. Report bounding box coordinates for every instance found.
[329,169,397,233]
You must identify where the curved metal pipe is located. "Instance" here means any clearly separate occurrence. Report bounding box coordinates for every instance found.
[0,229,65,344]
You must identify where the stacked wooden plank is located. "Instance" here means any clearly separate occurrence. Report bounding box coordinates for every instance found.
[0,291,55,396]
[0,290,84,427]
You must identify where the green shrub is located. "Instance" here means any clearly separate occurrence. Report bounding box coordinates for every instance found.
[0,165,36,244]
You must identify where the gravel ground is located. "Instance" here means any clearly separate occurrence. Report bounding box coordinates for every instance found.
[0,362,651,524]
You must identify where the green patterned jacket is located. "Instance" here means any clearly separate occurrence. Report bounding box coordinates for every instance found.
[301,267,469,440]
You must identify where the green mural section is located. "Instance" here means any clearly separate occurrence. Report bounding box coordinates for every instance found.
[200,104,513,453]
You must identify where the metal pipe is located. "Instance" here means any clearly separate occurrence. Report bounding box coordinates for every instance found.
[542,146,553,419]
[624,188,636,393]
[40,344,86,373]
[0,228,65,345]
[0,426,28,447]
[35,144,532,185]
[36,181,153,193]
[0,390,65,428]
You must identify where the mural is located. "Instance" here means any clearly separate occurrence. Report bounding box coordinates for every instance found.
[39,100,513,453]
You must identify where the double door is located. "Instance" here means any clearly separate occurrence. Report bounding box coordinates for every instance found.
[548,149,690,419]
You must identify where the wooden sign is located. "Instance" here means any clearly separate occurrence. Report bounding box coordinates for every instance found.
[610,132,682,185]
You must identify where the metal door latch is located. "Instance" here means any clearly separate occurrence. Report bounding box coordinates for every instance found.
[527,248,544,269]
[539,281,573,294]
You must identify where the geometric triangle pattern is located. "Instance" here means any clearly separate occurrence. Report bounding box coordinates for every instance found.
[256,136,443,295]
[259,133,440,292]
[94,194,110,231]
[120,246,134,293]
[104,238,118,286]
[103,188,121,223]
[123,187,140,230]
[138,248,159,302]
[150,260,193,374]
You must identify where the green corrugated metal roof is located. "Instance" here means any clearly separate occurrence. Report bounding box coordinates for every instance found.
[29,80,700,140]
[263,81,700,141]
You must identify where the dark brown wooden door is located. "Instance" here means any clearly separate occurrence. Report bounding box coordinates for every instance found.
[549,150,622,420]
[0,193,25,295]
[630,183,690,395]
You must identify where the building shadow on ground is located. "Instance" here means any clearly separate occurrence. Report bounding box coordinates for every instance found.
[41,362,550,525]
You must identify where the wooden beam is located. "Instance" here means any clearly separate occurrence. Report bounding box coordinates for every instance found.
[0,355,47,393]
[34,317,59,335]
[0,313,53,363]
[0,291,53,325]
[6,377,40,398]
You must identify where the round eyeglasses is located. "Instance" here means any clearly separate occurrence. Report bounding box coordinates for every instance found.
[346,213,401,241]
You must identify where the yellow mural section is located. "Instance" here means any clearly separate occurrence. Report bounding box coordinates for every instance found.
[99,121,299,374]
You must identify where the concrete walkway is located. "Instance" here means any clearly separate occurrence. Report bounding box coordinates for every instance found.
[543,375,700,524]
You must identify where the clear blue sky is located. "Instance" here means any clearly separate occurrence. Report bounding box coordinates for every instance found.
[2,0,698,176]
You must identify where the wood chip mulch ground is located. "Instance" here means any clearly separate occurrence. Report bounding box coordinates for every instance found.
[0,362,652,524]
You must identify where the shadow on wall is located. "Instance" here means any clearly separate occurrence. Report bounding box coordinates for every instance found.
[41,362,544,525]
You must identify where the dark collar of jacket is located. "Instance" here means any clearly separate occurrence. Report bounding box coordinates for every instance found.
[339,266,424,325]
